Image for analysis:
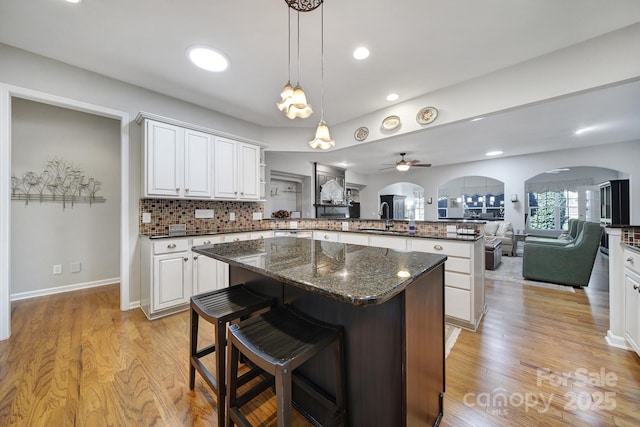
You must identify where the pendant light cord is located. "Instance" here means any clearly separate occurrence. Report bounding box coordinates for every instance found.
[320,1,325,121]
[296,10,301,85]
[287,7,291,82]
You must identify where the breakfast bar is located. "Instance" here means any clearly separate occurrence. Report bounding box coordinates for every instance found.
[193,236,447,426]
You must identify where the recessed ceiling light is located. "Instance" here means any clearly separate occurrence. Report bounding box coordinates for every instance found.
[470,117,484,122]
[187,46,229,72]
[386,93,399,101]
[485,150,503,157]
[574,126,597,135]
[65,0,82,3]
[545,168,571,174]
[353,47,370,60]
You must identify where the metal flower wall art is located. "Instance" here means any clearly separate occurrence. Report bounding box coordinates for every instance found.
[11,157,105,209]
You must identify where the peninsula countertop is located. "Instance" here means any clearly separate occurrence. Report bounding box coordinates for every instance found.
[192,236,447,306]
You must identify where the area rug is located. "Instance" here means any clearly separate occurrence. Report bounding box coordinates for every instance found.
[445,324,461,359]
[485,256,575,293]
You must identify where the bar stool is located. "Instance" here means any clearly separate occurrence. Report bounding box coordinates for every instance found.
[189,285,275,427]
[226,305,347,427]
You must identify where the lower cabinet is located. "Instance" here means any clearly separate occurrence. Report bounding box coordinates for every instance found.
[192,236,228,296]
[409,237,486,331]
[153,250,191,311]
[142,234,232,320]
[624,249,640,355]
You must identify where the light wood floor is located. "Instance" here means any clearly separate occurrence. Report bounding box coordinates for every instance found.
[1,259,639,426]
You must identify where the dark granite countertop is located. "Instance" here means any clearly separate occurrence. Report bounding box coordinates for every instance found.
[345,229,481,241]
[142,228,482,241]
[192,237,447,306]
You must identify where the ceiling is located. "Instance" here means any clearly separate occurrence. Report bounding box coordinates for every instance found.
[1,0,640,175]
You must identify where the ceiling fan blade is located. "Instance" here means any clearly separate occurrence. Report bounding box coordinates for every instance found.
[378,166,396,170]
[413,163,432,167]
[408,160,422,165]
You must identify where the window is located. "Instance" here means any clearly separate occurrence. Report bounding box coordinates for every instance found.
[528,190,578,230]
[437,196,448,218]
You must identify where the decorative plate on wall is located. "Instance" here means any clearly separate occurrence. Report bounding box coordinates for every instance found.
[416,106,438,125]
[381,115,401,131]
[354,126,369,141]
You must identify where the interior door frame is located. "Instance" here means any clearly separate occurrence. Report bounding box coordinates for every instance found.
[0,83,130,340]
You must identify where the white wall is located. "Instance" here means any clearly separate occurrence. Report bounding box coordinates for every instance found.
[0,43,265,304]
[358,140,640,230]
[11,99,120,296]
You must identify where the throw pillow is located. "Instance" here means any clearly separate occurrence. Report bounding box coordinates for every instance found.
[496,221,512,237]
[484,222,499,236]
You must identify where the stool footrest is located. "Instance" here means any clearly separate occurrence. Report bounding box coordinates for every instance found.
[194,344,216,358]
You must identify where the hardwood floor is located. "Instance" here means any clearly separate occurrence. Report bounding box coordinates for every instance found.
[1,259,638,426]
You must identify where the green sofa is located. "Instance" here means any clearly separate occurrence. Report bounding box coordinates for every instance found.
[522,221,603,287]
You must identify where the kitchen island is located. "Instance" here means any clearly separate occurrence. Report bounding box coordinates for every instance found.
[193,236,447,426]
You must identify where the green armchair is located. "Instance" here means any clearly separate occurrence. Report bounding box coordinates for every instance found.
[522,221,603,287]
[524,219,583,246]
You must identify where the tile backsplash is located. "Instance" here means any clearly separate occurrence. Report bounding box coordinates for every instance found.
[622,227,640,247]
[139,199,265,235]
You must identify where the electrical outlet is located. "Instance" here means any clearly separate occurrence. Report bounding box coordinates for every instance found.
[142,212,151,223]
[71,262,81,273]
[229,212,236,221]
[53,264,62,275]
[253,212,263,220]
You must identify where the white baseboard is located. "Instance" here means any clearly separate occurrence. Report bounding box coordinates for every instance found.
[10,277,120,301]
[605,330,630,350]
[129,300,141,310]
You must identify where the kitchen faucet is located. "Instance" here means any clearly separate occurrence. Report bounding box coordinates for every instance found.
[379,201,392,230]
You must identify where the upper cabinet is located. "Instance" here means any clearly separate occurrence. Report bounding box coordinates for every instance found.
[144,119,213,198]
[138,113,263,201]
[214,137,261,200]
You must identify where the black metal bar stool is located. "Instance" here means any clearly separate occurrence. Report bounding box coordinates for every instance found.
[226,305,347,427]
[189,285,275,427]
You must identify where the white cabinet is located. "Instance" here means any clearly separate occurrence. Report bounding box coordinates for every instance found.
[214,137,261,200]
[223,232,253,242]
[192,236,228,296]
[313,231,339,242]
[141,238,192,318]
[624,248,640,355]
[369,235,407,250]
[143,119,213,198]
[338,232,369,246]
[409,237,485,331]
[251,230,274,240]
[154,251,191,311]
[141,235,231,319]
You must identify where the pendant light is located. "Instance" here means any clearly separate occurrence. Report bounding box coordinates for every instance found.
[309,2,334,149]
[280,8,312,119]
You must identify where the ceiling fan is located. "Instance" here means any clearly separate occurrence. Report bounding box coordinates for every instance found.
[380,153,432,172]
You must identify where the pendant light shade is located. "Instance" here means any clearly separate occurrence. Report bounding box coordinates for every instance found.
[309,120,335,149]
[285,85,313,119]
[276,81,294,112]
